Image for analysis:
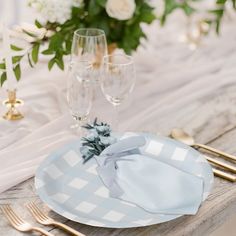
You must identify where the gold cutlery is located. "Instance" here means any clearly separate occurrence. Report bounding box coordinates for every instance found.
[212,167,236,182]
[205,155,236,174]
[0,204,54,236]
[171,128,236,162]
[27,202,85,236]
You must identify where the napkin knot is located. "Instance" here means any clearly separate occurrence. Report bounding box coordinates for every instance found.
[96,136,146,198]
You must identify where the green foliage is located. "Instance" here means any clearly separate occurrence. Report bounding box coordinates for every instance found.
[161,0,236,34]
[161,0,207,25]
[0,0,235,86]
[0,0,156,86]
[206,0,236,34]
[10,45,23,51]
[14,64,21,81]
[0,52,24,85]
[0,72,7,86]
[32,43,40,64]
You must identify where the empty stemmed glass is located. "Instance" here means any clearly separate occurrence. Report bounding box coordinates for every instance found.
[67,61,93,135]
[71,28,108,82]
[101,54,136,129]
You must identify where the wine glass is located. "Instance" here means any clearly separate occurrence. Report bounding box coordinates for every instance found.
[101,54,136,129]
[71,28,108,82]
[67,61,93,134]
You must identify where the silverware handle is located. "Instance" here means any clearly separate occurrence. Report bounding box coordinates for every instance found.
[206,156,236,174]
[195,143,236,162]
[32,227,55,236]
[212,168,236,182]
[53,222,85,236]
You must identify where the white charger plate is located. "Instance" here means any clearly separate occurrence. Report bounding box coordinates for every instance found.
[35,132,214,228]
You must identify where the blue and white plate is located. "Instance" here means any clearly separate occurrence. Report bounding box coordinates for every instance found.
[35,132,214,228]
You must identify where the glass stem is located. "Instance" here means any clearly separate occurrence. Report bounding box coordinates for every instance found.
[72,115,83,136]
[113,104,119,131]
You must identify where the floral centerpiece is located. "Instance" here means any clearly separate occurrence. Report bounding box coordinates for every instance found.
[0,0,156,86]
[0,0,235,86]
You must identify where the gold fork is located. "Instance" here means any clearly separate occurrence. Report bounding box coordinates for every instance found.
[27,202,85,236]
[0,204,54,235]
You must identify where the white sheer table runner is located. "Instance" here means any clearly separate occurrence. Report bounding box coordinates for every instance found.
[0,10,236,193]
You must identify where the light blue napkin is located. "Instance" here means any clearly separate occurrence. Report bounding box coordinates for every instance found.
[96,136,204,215]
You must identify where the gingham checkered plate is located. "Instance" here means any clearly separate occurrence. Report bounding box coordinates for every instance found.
[35,132,214,228]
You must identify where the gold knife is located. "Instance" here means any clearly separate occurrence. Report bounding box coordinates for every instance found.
[212,168,236,182]
[205,155,236,174]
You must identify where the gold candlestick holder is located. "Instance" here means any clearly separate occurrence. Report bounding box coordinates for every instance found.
[3,89,24,120]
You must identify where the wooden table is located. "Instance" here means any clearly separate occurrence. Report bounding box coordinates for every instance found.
[1,16,236,236]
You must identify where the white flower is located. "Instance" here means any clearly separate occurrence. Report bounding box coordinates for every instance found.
[100,136,116,146]
[96,125,111,133]
[106,0,136,20]
[45,30,55,38]
[28,0,83,24]
[86,132,99,142]
[12,23,55,43]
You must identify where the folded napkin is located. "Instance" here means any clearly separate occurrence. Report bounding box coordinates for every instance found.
[96,136,204,215]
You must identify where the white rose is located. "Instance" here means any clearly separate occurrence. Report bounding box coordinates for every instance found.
[106,0,136,20]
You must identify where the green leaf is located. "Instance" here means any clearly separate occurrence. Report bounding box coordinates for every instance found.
[22,29,38,38]
[209,9,224,17]
[12,56,23,64]
[182,4,195,16]
[216,0,227,4]
[65,40,72,54]
[35,19,43,28]
[13,64,21,81]
[48,58,56,71]
[32,43,40,64]
[27,53,34,68]
[41,49,54,55]
[138,3,156,24]
[160,0,178,25]
[88,0,102,16]
[216,20,221,34]
[49,34,64,51]
[11,45,23,51]
[232,0,236,9]
[0,72,7,86]
[55,56,64,70]
[91,16,110,35]
[96,0,106,7]
[0,63,6,70]
[83,154,94,163]
[164,0,178,14]
[94,143,102,152]
[160,14,167,25]
[139,11,156,24]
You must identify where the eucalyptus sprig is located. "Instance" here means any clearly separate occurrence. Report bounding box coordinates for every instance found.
[80,118,116,163]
